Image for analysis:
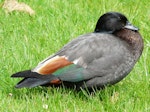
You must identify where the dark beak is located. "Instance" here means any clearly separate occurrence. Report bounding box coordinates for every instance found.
[124,21,139,31]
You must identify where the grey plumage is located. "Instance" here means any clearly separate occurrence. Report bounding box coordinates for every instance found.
[11,12,143,90]
[52,32,142,89]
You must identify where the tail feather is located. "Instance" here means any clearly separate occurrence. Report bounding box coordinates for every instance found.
[15,78,53,88]
[11,70,39,78]
[11,70,59,88]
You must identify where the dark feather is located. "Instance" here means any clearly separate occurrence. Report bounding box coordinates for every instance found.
[12,70,59,88]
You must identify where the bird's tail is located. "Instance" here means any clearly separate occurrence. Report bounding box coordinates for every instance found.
[11,70,59,88]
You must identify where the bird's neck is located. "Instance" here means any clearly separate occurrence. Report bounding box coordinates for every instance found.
[114,29,144,59]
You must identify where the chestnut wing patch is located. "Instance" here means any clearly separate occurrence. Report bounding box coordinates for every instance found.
[33,56,73,75]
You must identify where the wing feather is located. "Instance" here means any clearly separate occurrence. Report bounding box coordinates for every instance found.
[33,33,126,81]
[32,55,72,75]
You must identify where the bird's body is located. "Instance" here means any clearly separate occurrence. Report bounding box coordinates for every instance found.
[11,12,143,90]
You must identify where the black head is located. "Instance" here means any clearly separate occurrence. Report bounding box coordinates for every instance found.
[94,12,138,33]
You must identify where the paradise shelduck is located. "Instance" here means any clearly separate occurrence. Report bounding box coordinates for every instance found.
[11,12,144,90]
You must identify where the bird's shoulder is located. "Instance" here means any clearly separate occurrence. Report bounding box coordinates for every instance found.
[57,32,129,61]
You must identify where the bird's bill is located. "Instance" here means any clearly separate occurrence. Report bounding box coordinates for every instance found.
[124,22,139,31]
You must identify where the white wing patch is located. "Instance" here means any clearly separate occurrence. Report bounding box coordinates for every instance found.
[73,58,79,64]
[73,57,87,68]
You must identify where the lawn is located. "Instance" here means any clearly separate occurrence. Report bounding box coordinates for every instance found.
[0,0,150,112]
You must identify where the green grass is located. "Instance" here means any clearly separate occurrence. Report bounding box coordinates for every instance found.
[0,0,150,112]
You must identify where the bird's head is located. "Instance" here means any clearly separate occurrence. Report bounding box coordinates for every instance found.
[94,12,138,33]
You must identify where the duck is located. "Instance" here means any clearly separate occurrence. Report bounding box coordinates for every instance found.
[11,12,144,91]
